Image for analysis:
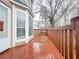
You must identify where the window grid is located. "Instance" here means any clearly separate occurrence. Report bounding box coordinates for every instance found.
[17,11,26,39]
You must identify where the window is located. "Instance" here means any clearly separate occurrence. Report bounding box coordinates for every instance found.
[29,17,33,36]
[0,5,8,38]
[17,11,26,39]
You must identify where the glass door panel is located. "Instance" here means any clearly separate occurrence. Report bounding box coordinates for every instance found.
[0,5,8,38]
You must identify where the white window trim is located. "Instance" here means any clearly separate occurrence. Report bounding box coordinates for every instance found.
[12,5,30,45]
[16,8,27,42]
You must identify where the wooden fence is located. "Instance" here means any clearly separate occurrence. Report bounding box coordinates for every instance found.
[34,16,79,59]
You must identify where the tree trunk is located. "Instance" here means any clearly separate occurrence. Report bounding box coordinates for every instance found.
[49,19,54,28]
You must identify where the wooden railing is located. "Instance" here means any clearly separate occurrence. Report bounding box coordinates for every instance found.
[47,26,76,59]
[34,29,47,36]
[34,16,79,59]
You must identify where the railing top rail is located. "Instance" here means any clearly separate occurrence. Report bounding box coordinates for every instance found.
[33,25,72,31]
[71,16,79,22]
[47,25,72,30]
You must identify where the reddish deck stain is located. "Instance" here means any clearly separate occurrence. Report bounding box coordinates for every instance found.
[0,36,64,59]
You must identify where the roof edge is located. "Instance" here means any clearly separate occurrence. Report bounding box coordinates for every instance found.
[9,0,29,9]
[9,0,34,17]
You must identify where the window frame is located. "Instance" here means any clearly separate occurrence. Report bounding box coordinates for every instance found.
[16,10,26,39]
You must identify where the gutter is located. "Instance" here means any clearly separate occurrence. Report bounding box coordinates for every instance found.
[9,0,34,17]
[9,0,29,9]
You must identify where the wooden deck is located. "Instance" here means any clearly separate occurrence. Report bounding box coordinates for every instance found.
[0,36,64,59]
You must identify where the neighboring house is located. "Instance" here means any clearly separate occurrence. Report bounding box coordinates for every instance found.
[0,0,33,53]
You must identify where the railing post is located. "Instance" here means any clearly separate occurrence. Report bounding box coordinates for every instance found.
[61,30,65,57]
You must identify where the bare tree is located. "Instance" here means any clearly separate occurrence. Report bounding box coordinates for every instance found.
[63,2,77,25]
[34,0,77,27]
[24,0,34,11]
[19,0,34,12]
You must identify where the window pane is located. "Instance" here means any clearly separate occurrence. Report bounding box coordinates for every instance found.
[17,28,25,38]
[17,11,26,39]
[22,28,25,36]
[29,17,33,36]
[17,12,25,28]
[0,5,8,38]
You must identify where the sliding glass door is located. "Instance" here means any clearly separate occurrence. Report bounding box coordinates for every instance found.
[0,5,8,38]
[0,4,9,53]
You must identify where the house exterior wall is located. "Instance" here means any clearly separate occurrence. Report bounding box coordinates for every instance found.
[12,4,30,47]
[0,0,33,51]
